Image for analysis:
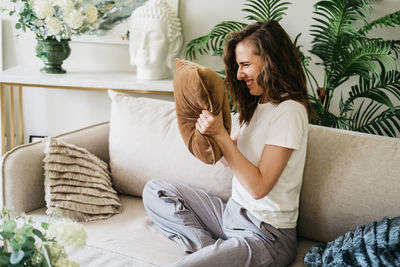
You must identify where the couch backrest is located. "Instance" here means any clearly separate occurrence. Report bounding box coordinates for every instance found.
[0,122,110,217]
[297,125,400,242]
[108,92,234,202]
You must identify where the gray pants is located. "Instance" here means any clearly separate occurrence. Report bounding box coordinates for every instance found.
[142,179,297,267]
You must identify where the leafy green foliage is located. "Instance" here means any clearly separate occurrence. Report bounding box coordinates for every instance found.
[242,0,291,22]
[0,207,86,266]
[359,10,400,34]
[185,21,247,60]
[185,0,291,60]
[306,0,400,136]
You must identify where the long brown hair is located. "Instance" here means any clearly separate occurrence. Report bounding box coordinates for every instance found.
[224,20,313,125]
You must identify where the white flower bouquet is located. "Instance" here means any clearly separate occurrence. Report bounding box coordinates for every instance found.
[4,0,100,40]
[0,207,87,266]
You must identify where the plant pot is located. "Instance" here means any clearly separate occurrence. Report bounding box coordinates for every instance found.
[36,38,71,74]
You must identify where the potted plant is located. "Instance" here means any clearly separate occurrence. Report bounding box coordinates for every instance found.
[185,0,400,137]
[2,0,100,73]
[0,207,86,266]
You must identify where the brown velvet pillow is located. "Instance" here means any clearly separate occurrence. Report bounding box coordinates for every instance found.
[173,58,231,165]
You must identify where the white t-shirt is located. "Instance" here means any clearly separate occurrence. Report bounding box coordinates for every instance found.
[231,100,309,229]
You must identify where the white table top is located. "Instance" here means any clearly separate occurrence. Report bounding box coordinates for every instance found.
[0,66,174,93]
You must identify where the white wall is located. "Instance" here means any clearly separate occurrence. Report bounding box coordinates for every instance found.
[1,0,399,142]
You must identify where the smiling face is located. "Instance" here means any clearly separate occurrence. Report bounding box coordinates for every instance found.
[235,40,265,98]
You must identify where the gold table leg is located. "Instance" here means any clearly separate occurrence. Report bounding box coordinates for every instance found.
[0,83,24,155]
[9,86,15,149]
[18,86,23,146]
[0,83,6,155]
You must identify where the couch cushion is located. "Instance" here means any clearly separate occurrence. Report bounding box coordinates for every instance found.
[298,125,400,243]
[108,90,233,201]
[28,195,314,267]
[28,195,186,267]
[173,58,231,165]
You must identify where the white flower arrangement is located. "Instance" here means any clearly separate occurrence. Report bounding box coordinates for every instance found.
[0,207,87,266]
[4,0,100,40]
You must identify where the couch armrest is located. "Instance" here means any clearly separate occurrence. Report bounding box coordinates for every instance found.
[0,122,110,218]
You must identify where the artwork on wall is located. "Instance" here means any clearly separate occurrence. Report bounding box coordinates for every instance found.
[72,0,179,45]
[29,135,47,143]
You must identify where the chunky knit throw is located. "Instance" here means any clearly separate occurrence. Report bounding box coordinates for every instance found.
[304,216,400,267]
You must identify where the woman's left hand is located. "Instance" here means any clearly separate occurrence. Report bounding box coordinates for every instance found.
[196,110,225,137]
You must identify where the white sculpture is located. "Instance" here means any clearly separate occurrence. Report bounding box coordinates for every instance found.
[129,0,183,80]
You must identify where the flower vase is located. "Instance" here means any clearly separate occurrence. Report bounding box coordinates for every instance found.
[36,38,71,74]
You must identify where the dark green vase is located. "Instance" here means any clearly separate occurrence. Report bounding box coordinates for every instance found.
[36,38,71,74]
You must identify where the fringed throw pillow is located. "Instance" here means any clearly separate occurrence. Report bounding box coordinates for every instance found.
[43,137,122,222]
[304,216,400,267]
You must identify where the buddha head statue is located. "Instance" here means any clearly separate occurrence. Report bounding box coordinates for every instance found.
[129,0,183,80]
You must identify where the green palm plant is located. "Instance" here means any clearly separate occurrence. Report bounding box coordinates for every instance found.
[304,0,400,136]
[185,0,291,60]
[186,0,400,137]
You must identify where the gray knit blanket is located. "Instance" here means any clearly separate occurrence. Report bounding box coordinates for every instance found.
[304,216,400,267]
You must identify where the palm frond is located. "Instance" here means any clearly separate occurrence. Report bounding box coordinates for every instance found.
[341,71,400,116]
[339,92,353,115]
[359,10,400,35]
[185,21,247,60]
[294,33,311,69]
[310,0,370,66]
[310,99,349,129]
[294,33,320,96]
[185,0,294,60]
[184,34,211,61]
[366,38,400,59]
[388,39,400,59]
[327,38,397,90]
[242,0,291,22]
[349,100,400,137]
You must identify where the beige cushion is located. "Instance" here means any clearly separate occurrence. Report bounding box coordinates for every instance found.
[174,59,231,165]
[108,90,233,201]
[28,195,187,266]
[28,195,312,267]
[43,137,122,222]
[297,125,400,242]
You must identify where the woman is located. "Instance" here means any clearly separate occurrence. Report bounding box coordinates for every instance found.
[143,20,313,267]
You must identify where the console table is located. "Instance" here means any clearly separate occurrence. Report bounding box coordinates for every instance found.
[0,66,174,154]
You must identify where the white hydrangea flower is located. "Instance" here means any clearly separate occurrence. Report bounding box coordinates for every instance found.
[66,10,84,30]
[46,219,87,251]
[46,242,67,264]
[33,0,54,19]
[31,244,43,265]
[54,257,80,267]
[48,0,60,5]
[46,17,62,36]
[83,4,98,23]
[58,0,76,17]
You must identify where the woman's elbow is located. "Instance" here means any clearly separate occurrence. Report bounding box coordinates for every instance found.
[250,174,271,200]
[251,189,268,200]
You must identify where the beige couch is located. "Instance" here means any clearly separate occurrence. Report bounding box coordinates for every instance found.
[1,97,400,266]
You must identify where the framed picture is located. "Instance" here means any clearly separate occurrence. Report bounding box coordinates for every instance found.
[72,0,179,45]
[29,135,47,143]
